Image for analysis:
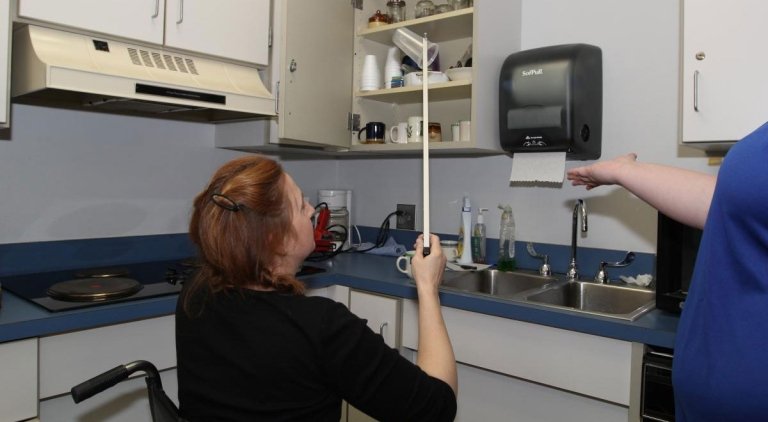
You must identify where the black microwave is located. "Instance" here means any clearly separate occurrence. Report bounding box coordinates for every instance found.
[655,212,703,313]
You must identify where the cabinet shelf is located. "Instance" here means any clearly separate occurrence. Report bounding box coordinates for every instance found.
[356,80,471,103]
[350,140,500,155]
[358,7,474,44]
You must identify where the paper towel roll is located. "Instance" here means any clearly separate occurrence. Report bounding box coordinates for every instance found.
[509,152,566,183]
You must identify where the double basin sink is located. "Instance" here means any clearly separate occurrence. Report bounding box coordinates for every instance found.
[439,270,655,321]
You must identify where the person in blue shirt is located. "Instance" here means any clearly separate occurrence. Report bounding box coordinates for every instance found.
[567,122,768,420]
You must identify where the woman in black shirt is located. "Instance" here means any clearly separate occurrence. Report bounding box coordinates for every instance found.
[177,155,457,421]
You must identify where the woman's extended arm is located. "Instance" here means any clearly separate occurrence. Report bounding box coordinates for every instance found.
[567,153,716,229]
[411,234,458,395]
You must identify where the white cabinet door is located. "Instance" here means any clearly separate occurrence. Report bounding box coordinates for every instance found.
[681,0,768,144]
[40,368,178,422]
[277,0,353,149]
[1,0,10,128]
[347,291,401,422]
[349,290,400,348]
[39,315,176,399]
[17,0,165,44]
[164,0,270,65]
[0,338,38,422]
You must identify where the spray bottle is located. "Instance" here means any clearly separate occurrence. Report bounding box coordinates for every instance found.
[497,204,516,271]
[471,208,488,263]
[457,196,474,265]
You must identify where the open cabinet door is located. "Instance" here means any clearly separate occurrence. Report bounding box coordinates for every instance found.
[278,0,353,149]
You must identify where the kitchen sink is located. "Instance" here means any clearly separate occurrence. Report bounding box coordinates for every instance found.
[440,270,559,298]
[521,281,655,321]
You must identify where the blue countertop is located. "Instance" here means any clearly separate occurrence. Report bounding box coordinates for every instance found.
[0,253,679,348]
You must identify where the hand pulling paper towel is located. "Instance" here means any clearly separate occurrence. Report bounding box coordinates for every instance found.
[509,151,566,183]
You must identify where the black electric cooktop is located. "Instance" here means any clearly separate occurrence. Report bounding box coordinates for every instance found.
[0,258,195,312]
[1,259,327,313]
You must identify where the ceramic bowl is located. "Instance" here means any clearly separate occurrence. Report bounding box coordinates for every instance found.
[446,67,472,81]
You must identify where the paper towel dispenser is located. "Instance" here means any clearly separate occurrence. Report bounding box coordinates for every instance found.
[499,44,602,160]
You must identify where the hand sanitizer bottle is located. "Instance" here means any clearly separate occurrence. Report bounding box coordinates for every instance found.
[471,208,488,263]
[457,196,474,265]
[497,204,516,271]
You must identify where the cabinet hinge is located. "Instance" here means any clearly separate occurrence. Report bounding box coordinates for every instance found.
[275,81,280,115]
[348,113,360,132]
[351,0,363,10]
[268,25,273,48]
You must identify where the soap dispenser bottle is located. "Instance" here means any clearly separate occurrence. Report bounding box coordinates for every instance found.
[471,208,488,263]
[457,196,474,265]
[497,204,517,271]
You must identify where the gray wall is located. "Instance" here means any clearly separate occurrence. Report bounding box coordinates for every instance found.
[286,0,718,254]
[0,0,718,256]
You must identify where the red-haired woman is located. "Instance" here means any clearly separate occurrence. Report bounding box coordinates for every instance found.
[176,155,457,421]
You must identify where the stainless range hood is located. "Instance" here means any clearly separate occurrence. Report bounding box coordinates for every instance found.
[12,25,276,122]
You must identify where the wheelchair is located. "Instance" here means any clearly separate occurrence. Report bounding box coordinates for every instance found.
[71,360,182,422]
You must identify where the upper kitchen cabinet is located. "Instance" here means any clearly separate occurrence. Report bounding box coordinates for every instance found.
[1,0,10,128]
[680,0,768,150]
[259,0,521,155]
[16,0,270,66]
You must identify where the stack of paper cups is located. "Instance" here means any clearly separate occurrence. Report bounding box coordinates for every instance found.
[361,55,382,91]
[384,47,402,89]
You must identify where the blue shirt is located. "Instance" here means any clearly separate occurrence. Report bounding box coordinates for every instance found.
[673,122,768,420]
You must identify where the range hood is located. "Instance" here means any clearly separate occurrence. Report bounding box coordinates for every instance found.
[12,25,276,122]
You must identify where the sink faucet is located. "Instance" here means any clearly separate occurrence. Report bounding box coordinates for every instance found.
[566,199,588,281]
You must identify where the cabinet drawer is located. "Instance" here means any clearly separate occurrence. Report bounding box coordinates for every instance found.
[39,315,175,399]
[0,338,38,422]
[402,300,633,405]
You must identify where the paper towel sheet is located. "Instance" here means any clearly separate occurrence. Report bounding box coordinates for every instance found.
[509,152,566,183]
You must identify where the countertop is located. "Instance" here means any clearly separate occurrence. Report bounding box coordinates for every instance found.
[0,253,679,347]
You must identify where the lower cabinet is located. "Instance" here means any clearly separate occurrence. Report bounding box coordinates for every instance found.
[346,290,402,422]
[402,300,643,422]
[0,338,38,422]
[39,368,178,421]
[38,315,177,420]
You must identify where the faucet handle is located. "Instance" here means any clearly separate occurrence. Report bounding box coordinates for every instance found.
[594,251,635,284]
[526,242,552,276]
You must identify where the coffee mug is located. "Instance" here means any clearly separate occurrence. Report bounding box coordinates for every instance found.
[396,250,416,278]
[358,122,386,144]
[440,240,458,262]
[390,122,408,144]
[407,116,423,143]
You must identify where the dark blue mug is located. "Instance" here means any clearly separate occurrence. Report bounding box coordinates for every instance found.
[358,122,386,144]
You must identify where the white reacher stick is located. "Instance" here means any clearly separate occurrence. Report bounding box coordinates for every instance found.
[422,34,431,256]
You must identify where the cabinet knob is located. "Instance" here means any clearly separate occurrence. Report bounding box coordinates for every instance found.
[695,51,706,61]
[289,59,297,73]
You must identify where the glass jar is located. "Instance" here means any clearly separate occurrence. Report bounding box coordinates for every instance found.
[449,0,469,10]
[387,0,406,23]
[368,9,389,28]
[435,4,453,14]
[414,0,435,18]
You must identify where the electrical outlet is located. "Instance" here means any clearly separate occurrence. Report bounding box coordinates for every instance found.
[396,204,416,230]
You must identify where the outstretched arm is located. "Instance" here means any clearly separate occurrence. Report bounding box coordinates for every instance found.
[411,234,457,395]
[567,153,716,229]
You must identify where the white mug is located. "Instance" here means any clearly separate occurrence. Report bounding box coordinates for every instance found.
[396,250,416,277]
[459,120,471,142]
[451,123,460,142]
[407,116,423,143]
[390,122,408,144]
